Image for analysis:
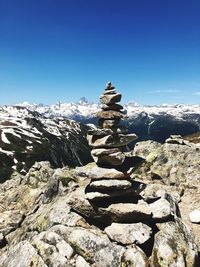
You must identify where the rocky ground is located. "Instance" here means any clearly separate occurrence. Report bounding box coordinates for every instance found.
[0,136,199,266]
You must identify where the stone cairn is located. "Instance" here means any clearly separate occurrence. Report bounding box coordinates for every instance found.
[86,82,139,203]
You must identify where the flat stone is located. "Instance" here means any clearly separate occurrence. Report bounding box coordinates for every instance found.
[100,203,152,223]
[105,82,115,90]
[189,208,200,223]
[87,126,128,137]
[89,179,132,191]
[86,187,139,201]
[122,246,149,267]
[105,222,152,245]
[96,110,125,120]
[88,128,114,136]
[75,166,129,180]
[101,103,124,111]
[87,134,138,148]
[100,93,122,105]
[103,89,116,94]
[91,149,125,166]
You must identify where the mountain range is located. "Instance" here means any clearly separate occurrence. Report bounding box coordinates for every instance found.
[18,100,200,142]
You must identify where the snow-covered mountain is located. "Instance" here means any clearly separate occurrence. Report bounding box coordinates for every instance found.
[0,105,92,181]
[17,100,200,142]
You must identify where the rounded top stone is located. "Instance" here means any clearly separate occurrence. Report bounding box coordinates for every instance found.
[106,81,112,87]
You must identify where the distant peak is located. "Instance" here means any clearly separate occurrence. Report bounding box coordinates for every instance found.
[78,97,88,104]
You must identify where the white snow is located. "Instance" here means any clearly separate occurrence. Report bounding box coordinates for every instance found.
[0,147,14,155]
[1,132,10,144]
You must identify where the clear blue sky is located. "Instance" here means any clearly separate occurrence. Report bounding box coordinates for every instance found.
[0,0,200,105]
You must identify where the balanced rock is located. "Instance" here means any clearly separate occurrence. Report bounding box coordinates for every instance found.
[99,203,152,223]
[91,148,125,165]
[75,165,129,180]
[89,179,132,191]
[104,89,116,95]
[100,93,122,105]
[87,134,137,148]
[98,118,120,128]
[101,103,124,111]
[96,110,125,119]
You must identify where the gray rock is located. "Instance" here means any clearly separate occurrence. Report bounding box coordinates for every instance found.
[122,245,149,267]
[31,232,71,267]
[76,255,90,267]
[0,210,25,236]
[105,222,152,245]
[88,128,114,136]
[68,228,125,266]
[166,135,190,145]
[151,219,198,267]
[96,110,125,119]
[149,198,172,221]
[25,161,55,188]
[66,187,110,222]
[103,89,116,94]
[87,133,138,148]
[90,179,132,191]
[75,165,129,180]
[86,187,138,201]
[100,202,152,223]
[101,103,123,111]
[91,148,125,166]
[0,240,47,267]
[105,81,115,90]
[98,118,120,128]
[100,93,122,104]
[189,208,200,223]
[133,140,200,189]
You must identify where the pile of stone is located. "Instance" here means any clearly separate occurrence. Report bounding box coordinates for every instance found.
[87,82,137,167]
[86,82,139,203]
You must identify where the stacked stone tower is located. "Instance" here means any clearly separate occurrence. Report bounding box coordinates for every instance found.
[87,82,137,167]
[86,82,140,203]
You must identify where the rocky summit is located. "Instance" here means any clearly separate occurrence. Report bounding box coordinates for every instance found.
[0,84,199,267]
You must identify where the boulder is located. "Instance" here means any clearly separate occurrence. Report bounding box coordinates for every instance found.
[151,219,198,267]
[0,241,47,267]
[105,222,152,245]
[68,228,125,266]
[122,245,149,267]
